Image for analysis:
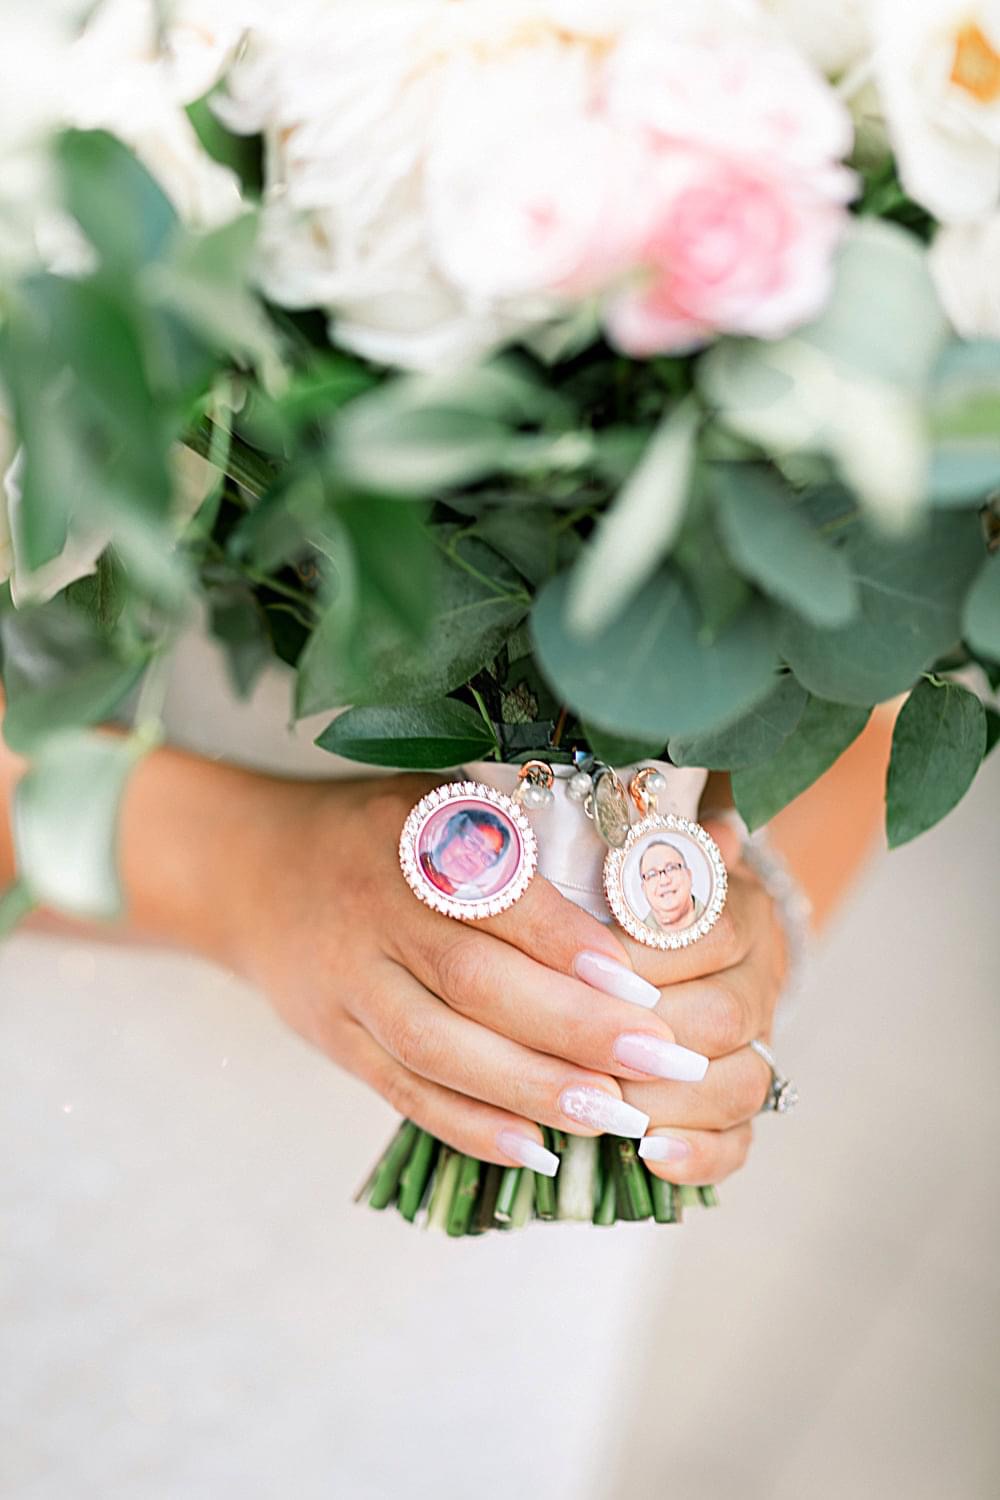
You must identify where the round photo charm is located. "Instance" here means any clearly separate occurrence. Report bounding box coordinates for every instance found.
[604,814,728,950]
[399,780,538,921]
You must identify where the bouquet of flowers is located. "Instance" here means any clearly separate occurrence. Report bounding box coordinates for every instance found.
[0,0,997,1232]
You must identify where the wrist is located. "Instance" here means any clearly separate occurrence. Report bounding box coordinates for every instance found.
[116,746,308,972]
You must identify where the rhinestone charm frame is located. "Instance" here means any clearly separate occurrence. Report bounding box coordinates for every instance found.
[603,813,728,950]
[399,780,539,921]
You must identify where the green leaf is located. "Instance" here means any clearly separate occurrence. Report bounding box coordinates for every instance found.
[57,129,177,269]
[13,732,147,919]
[532,568,779,740]
[331,359,559,498]
[776,510,985,704]
[963,550,1000,661]
[700,221,948,527]
[466,508,572,589]
[581,723,666,766]
[732,697,872,830]
[147,214,285,391]
[185,95,263,195]
[710,464,858,628]
[985,706,1000,758]
[886,677,987,847]
[673,503,752,642]
[565,400,697,637]
[209,589,272,699]
[296,533,528,716]
[0,601,148,753]
[929,341,1000,505]
[669,674,808,770]
[316,701,499,768]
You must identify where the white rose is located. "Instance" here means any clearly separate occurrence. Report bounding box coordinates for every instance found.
[873,0,1000,223]
[929,214,1000,335]
[762,0,871,77]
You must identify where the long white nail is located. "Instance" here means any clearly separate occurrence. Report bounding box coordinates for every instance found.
[497,1129,559,1177]
[638,1135,692,1164]
[559,1086,650,1138]
[612,1032,709,1083]
[574,951,660,1010]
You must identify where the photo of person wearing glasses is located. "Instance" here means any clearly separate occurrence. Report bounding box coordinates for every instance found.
[419,805,514,899]
[636,839,706,934]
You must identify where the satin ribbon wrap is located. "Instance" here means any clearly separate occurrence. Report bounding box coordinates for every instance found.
[462,760,708,922]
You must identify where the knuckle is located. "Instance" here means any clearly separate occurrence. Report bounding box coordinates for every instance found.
[381,1062,421,1120]
[385,1006,434,1073]
[435,934,490,1010]
[701,983,749,1056]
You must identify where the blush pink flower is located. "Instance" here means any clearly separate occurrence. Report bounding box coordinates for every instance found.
[604,151,850,355]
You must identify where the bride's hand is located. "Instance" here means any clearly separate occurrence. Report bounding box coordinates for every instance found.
[222,771,711,1175]
[615,823,790,1185]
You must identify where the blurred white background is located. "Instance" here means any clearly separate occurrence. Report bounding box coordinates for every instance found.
[1,747,997,1500]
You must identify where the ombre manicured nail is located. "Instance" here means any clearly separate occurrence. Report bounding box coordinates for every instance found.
[638,1135,692,1164]
[497,1129,559,1177]
[612,1032,709,1083]
[559,1086,649,1138]
[573,951,660,1010]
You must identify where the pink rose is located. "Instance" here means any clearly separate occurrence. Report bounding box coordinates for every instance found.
[604,151,849,356]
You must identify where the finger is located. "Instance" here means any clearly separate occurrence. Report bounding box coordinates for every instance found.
[349,961,651,1138]
[618,868,767,990]
[622,1043,772,1130]
[475,872,634,975]
[653,952,775,1059]
[638,1121,754,1185]
[700,814,743,870]
[338,1017,561,1174]
[402,923,709,1082]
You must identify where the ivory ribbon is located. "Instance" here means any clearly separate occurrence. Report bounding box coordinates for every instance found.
[462,760,707,922]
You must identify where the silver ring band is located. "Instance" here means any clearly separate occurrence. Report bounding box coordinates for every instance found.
[749,1039,799,1115]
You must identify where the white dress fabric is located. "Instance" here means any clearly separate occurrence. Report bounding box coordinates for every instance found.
[0,631,688,1500]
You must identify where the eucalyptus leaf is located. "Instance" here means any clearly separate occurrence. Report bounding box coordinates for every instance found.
[776,510,985,704]
[0,601,148,752]
[963,550,1000,661]
[669,674,808,770]
[565,400,697,637]
[929,340,1000,504]
[731,697,872,830]
[532,568,779,740]
[316,701,499,768]
[296,534,528,715]
[886,677,987,847]
[985,706,1000,758]
[13,732,147,919]
[581,724,666,766]
[710,464,857,627]
[57,129,177,269]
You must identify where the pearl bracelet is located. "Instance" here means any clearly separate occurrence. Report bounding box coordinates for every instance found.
[715,810,812,1036]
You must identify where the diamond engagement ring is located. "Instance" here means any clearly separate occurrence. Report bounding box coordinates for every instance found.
[749,1040,799,1115]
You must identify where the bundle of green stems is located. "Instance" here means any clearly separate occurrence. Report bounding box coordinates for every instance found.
[358,1122,718,1235]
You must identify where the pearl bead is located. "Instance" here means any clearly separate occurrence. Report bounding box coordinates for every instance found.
[567,771,593,802]
[646,770,666,793]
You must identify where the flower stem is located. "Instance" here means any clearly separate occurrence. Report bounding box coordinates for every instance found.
[593,1156,617,1225]
[446,1155,482,1237]
[698,1185,719,1209]
[471,1164,502,1234]
[426,1148,460,1232]
[508,1168,536,1229]
[365,1120,417,1210]
[677,1184,701,1212]
[493,1167,523,1224]
[649,1175,677,1224]
[612,1138,654,1221]
[557,1135,598,1221]
[533,1129,558,1220]
[397,1129,437,1222]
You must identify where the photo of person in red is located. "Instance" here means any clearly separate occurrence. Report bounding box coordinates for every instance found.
[419,805,514,899]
